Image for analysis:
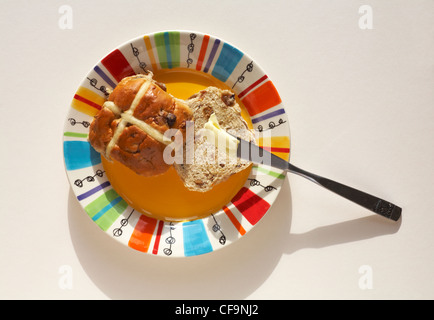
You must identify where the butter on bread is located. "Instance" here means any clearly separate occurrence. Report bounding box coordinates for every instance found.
[88,73,193,177]
[174,87,255,192]
[203,113,240,156]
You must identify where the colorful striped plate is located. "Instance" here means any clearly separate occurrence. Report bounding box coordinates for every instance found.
[63,31,290,257]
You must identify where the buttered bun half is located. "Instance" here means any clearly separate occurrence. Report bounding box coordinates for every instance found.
[174,87,254,192]
[88,74,254,191]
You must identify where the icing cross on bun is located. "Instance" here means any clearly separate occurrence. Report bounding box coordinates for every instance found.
[88,73,193,177]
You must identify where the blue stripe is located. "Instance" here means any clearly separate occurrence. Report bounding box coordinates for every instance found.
[183,220,213,257]
[94,65,116,89]
[63,141,101,170]
[251,108,286,124]
[92,196,123,221]
[77,181,111,201]
[211,43,243,82]
[164,32,172,69]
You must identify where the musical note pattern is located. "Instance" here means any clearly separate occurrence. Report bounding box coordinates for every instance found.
[74,169,105,188]
[86,77,110,97]
[186,33,196,68]
[211,214,226,245]
[247,178,277,192]
[130,43,148,73]
[68,117,90,128]
[232,61,254,89]
[163,222,176,256]
[256,118,287,132]
[113,209,134,237]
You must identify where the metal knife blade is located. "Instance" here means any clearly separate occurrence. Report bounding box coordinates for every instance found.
[235,137,290,171]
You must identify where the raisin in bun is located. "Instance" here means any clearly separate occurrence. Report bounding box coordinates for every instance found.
[173,87,255,192]
[89,73,193,177]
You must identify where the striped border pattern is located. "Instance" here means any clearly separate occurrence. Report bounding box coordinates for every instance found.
[63,31,290,257]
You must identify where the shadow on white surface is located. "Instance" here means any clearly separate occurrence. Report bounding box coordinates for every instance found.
[284,214,401,255]
[67,178,293,300]
[67,177,400,299]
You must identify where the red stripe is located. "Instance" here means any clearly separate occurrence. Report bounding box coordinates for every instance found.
[152,220,165,255]
[73,94,102,110]
[101,49,136,82]
[231,187,270,226]
[261,146,290,153]
[241,81,282,117]
[238,75,268,99]
[196,35,210,71]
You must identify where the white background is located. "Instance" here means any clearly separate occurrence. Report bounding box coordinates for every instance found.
[1,0,433,300]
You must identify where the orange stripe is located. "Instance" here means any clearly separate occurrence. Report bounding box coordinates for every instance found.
[258,142,290,160]
[223,205,246,236]
[144,35,158,70]
[241,81,282,116]
[71,86,106,116]
[257,136,290,155]
[128,215,157,252]
[196,35,210,71]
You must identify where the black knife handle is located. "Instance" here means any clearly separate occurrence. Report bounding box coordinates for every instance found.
[287,163,402,221]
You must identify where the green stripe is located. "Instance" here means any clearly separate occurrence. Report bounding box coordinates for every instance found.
[154,33,167,68]
[252,165,286,179]
[84,188,128,231]
[154,31,180,69]
[84,189,119,218]
[168,31,180,68]
[95,199,128,231]
[64,131,88,138]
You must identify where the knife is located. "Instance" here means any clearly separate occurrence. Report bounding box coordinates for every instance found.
[234,136,402,221]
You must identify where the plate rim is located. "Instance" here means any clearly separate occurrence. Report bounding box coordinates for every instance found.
[63,30,291,258]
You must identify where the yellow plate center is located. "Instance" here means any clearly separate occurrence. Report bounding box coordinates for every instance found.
[102,68,252,222]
